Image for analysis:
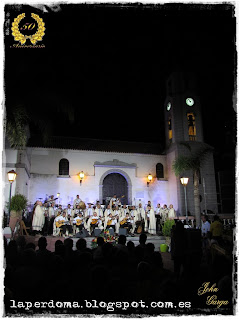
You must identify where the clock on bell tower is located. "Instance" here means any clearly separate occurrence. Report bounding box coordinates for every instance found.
[164,72,204,147]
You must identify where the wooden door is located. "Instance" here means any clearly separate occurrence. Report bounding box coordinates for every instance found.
[102,173,128,205]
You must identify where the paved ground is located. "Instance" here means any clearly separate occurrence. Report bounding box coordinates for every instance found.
[24,234,174,272]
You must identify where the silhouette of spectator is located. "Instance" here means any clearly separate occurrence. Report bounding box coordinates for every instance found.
[93,236,105,262]
[139,233,147,247]
[36,237,52,266]
[116,234,128,253]
[76,238,88,252]
[64,237,74,254]
[135,233,148,262]
[6,240,18,267]
[171,221,185,277]
[53,239,65,257]
[25,242,36,251]
[16,236,26,253]
[127,240,135,253]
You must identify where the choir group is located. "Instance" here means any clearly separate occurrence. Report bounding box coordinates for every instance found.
[31,194,176,237]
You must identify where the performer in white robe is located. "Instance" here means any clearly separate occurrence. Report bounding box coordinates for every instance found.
[48,195,56,207]
[145,205,156,235]
[73,195,81,208]
[73,213,87,234]
[119,214,132,234]
[120,204,129,219]
[48,203,55,219]
[129,206,139,233]
[65,204,75,221]
[137,203,145,220]
[32,201,45,232]
[104,205,113,219]
[95,204,103,217]
[145,200,153,210]
[55,204,63,217]
[73,204,81,220]
[53,215,61,237]
[168,204,176,219]
[86,203,93,218]
[109,195,117,209]
[53,212,73,237]
[113,206,121,219]
[86,213,103,234]
[161,204,169,222]
[104,214,117,232]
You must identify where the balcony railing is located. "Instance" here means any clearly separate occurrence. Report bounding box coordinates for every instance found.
[168,214,235,227]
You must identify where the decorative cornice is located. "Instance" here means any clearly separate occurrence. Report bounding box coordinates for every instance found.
[94,159,137,168]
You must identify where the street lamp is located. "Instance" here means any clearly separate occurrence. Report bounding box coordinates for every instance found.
[180,177,189,222]
[79,171,84,185]
[7,170,17,222]
[147,173,153,187]
[57,193,60,205]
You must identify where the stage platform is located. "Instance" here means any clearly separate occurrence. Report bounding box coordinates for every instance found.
[22,234,174,272]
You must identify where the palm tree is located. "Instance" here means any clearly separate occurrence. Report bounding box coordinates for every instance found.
[5,90,75,148]
[5,105,29,149]
[172,142,213,228]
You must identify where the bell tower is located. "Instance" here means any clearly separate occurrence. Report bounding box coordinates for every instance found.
[164,72,218,218]
[164,71,204,147]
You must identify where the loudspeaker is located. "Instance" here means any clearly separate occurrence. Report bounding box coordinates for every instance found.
[75,229,90,238]
[93,228,102,237]
[108,228,115,236]
[119,228,127,236]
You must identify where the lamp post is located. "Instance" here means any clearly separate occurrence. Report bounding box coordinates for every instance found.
[57,193,60,205]
[79,171,84,185]
[202,177,207,215]
[180,177,189,223]
[7,170,17,223]
[147,173,152,187]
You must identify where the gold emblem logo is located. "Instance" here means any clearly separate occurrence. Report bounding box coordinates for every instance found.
[11,13,45,45]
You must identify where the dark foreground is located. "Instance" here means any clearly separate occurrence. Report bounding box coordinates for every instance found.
[4,233,234,316]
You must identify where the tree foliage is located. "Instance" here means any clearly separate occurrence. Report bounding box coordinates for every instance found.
[162,219,175,237]
[9,194,28,212]
[6,105,29,148]
[172,142,213,177]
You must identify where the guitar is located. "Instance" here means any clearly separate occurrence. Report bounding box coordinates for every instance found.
[120,218,128,225]
[107,219,112,226]
[56,220,70,228]
[46,197,58,203]
[137,224,142,234]
[91,218,99,225]
[75,219,84,226]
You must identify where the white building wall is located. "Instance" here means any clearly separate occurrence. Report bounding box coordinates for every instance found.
[29,148,169,208]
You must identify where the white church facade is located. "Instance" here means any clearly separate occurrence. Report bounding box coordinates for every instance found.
[3,141,171,210]
[2,72,218,216]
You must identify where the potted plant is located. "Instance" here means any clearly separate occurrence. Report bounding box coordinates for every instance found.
[161,219,175,252]
[8,194,28,234]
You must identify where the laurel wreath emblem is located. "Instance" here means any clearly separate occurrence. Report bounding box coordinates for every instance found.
[11,13,45,45]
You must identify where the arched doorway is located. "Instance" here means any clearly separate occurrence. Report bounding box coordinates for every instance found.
[102,173,128,205]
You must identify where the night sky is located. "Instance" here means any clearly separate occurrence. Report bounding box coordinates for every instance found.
[4,2,236,168]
